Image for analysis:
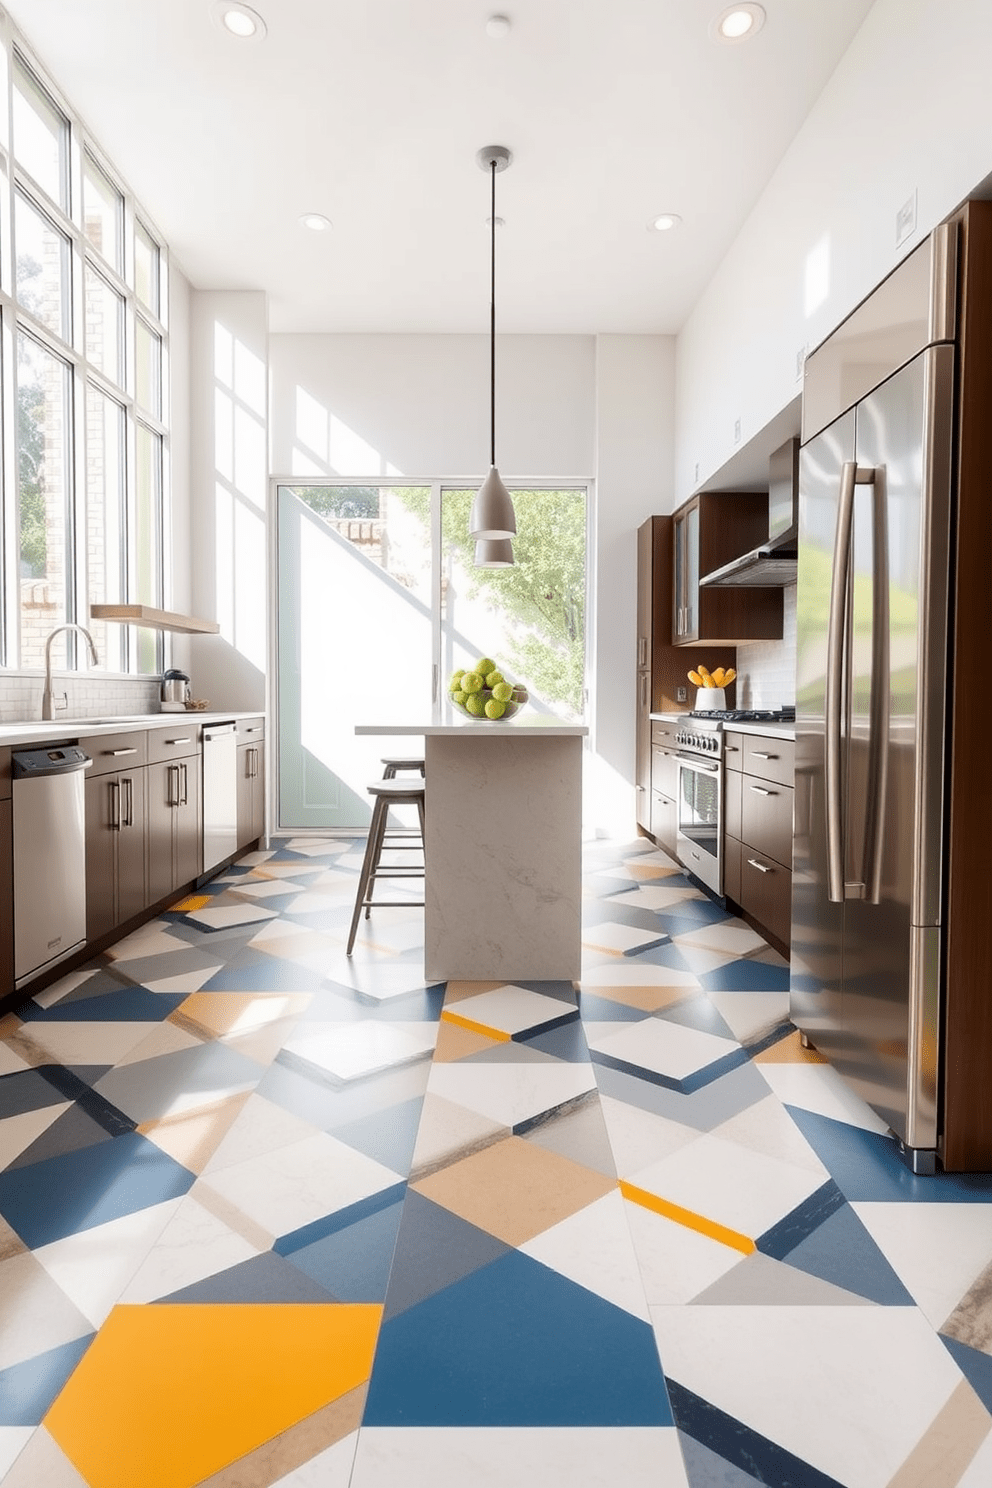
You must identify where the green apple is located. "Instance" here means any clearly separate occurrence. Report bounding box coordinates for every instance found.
[461,672,483,694]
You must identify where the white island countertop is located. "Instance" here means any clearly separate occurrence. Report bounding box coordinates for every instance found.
[357,714,587,738]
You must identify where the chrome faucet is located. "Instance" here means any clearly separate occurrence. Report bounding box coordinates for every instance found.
[43,624,100,720]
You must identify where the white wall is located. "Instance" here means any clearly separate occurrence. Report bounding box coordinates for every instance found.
[593,334,677,828]
[187,289,269,710]
[675,0,992,504]
[268,333,595,480]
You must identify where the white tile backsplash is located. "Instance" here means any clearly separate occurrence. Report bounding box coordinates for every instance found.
[0,674,161,724]
[734,585,796,711]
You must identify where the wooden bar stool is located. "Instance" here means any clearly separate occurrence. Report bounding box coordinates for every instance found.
[347,778,426,955]
[380,756,425,778]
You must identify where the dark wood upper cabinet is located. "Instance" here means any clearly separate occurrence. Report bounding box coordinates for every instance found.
[672,492,783,646]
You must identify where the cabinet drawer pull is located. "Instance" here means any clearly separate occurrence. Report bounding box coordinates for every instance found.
[165,737,192,746]
[747,857,772,874]
[749,785,774,795]
[751,751,776,759]
[110,779,122,831]
[245,726,262,733]
[123,775,134,828]
[109,748,138,756]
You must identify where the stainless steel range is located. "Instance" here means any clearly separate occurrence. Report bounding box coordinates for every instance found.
[673,708,795,896]
[673,715,725,895]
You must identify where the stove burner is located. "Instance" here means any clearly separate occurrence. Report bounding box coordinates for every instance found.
[689,706,796,723]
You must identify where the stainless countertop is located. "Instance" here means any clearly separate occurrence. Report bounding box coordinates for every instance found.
[0,711,263,747]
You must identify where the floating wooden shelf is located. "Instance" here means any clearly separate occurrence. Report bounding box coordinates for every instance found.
[90,605,220,635]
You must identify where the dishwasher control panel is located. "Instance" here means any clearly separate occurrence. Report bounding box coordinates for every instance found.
[13,745,91,776]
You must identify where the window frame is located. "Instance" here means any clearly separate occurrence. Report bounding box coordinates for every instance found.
[0,23,172,676]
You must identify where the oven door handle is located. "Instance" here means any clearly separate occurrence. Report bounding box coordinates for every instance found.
[676,752,721,773]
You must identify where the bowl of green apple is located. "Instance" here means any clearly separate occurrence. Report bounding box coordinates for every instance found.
[449,658,529,721]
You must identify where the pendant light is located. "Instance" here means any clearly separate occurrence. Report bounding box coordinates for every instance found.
[474,537,514,567]
[469,145,516,552]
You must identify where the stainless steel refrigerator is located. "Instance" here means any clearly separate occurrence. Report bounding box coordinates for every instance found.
[791,208,992,1173]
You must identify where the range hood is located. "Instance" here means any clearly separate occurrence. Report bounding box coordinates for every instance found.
[699,437,799,589]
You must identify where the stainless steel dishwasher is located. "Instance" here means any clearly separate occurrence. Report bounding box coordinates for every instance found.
[202,723,238,874]
[12,745,91,986]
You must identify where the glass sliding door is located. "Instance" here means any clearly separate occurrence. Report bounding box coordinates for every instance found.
[276,482,588,830]
[277,484,433,830]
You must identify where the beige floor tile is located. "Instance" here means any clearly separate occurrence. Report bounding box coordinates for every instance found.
[412,1135,615,1247]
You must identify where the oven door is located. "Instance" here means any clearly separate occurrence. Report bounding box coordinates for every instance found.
[675,753,723,896]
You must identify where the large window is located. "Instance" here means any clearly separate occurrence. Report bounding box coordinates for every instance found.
[276,482,588,830]
[1,35,170,675]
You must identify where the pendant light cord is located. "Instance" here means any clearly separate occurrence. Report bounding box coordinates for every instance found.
[490,159,497,468]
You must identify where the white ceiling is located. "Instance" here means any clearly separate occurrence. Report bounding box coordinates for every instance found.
[7,0,877,334]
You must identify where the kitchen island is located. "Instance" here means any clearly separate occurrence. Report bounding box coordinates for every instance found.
[356,715,587,982]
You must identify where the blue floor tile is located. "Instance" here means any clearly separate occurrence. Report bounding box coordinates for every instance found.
[159,1250,338,1304]
[0,1132,195,1248]
[776,1202,915,1306]
[380,1192,512,1322]
[0,1334,94,1426]
[364,1248,673,1427]
[668,1379,845,1488]
[18,987,185,1023]
[283,1196,405,1303]
[700,959,791,992]
[940,1335,992,1413]
[785,1108,992,1203]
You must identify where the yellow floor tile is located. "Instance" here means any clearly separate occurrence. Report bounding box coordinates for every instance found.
[45,1303,381,1488]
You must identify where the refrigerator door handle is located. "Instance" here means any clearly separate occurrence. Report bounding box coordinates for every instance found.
[862,466,891,905]
[826,460,876,903]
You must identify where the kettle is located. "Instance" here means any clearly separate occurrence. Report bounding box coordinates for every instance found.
[161,668,191,708]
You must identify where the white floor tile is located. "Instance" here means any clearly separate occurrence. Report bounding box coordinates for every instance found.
[707,990,790,1043]
[520,1190,651,1319]
[630,1132,825,1241]
[650,1304,963,1488]
[271,1432,360,1486]
[853,1202,992,1330]
[33,1200,182,1327]
[624,1199,743,1304]
[579,963,700,989]
[196,1132,404,1242]
[449,985,575,1036]
[712,1096,827,1176]
[426,1061,596,1131]
[0,1429,35,1481]
[582,922,667,954]
[119,1194,260,1303]
[0,1252,92,1372]
[598,1095,699,1178]
[0,1103,71,1165]
[350,1428,688,1488]
[186,904,280,929]
[201,1093,322,1175]
[586,1017,738,1081]
[673,921,767,955]
[757,1062,891,1134]
[283,1021,436,1082]
[15,1020,157,1069]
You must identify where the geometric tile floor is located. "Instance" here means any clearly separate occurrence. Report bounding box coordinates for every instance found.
[1,834,992,1486]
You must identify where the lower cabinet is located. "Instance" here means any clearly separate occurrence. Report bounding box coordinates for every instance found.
[724,731,794,953]
[147,754,201,904]
[236,718,265,849]
[650,721,679,857]
[85,769,147,941]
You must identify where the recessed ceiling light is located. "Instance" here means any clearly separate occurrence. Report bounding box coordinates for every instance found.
[486,15,511,38]
[210,2,267,40]
[648,214,682,233]
[710,3,766,42]
[299,213,332,232]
